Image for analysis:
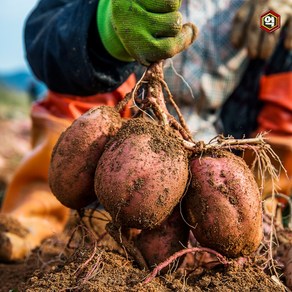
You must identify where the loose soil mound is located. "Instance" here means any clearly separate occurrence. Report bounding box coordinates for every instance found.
[20,246,284,292]
[0,210,285,292]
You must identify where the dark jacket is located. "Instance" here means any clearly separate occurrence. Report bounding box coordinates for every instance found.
[24,0,139,96]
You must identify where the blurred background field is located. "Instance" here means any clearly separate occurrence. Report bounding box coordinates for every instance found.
[0,75,45,205]
[0,85,30,119]
[0,0,47,204]
[0,64,46,194]
[0,85,31,205]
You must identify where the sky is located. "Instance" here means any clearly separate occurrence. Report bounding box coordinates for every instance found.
[0,0,38,73]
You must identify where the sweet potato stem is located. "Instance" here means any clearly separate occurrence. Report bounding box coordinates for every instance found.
[115,61,195,138]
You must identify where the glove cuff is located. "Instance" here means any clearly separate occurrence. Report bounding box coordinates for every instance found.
[97,0,134,62]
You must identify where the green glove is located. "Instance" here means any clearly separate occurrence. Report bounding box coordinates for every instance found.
[231,0,292,60]
[97,0,198,65]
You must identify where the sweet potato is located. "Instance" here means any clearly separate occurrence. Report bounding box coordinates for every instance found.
[94,118,189,229]
[184,149,263,257]
[135,206,189,272]
[49,106,123,209]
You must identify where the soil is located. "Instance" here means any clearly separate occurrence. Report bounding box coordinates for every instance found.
[0,211,287,292]
[0,116,290,292]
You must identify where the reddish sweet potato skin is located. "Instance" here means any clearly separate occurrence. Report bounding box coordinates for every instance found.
[49,106,123,209]
[184,150,263,257]
[94,118,189,229]
[136,206,189,272]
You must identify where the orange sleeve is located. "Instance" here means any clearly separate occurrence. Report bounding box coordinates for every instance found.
[32,74,136,120]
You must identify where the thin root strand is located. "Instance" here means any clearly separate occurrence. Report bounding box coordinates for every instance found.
[143,247,228,284]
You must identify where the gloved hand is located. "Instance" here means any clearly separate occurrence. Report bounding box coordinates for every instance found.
[231,0,292,60]
[97,0,198,66]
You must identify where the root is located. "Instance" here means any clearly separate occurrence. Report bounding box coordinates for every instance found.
[260,203,292,287]
[74,239,98,277]
[106,222,148,270]
[115,69,148,113]
[143,247,228,284]
[81,251,104,283]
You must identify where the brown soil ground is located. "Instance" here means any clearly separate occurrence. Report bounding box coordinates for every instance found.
[0,118,289,292]
[0,210,287,292]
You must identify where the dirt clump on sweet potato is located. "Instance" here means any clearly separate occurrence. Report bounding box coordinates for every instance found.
[49,106,123,209]
[184,149,263,258]
[94,118,189,229]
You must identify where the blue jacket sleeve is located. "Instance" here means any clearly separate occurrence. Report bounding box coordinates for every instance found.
[24,0,138,96]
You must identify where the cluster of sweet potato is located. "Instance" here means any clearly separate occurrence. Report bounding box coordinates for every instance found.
[49,63,263,272]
